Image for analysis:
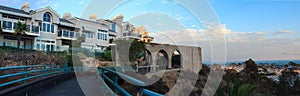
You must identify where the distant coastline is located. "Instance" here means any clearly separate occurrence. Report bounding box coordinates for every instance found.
[203,60,300,65]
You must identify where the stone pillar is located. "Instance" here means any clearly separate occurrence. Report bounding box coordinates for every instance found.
[150,52,158,72]
[168,53,172,69]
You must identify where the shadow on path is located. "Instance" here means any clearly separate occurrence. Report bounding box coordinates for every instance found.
[34,78,85,96]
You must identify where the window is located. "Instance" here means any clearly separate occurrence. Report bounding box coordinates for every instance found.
[70,32,74,38]
[2,21,13,30]
[50,45,54,51]
[81,33,86,38]
[111,23,116,32]
[42,13,54,33]
[13,23,18,30]
[41,23,54,33]
[36,44,40,50]
[41,44,45,50]
[87,32,94,38]
[43,13,51,22]
[98,30,108,41]
[63,30,69,37]
[32,26,39,33]
[51,24,54,33]
[42,23,46,32]
[75,33,80,38]
[35,39,56,51]
[46,24,50,32]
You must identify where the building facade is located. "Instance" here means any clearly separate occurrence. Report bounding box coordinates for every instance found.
[0,2,146,52]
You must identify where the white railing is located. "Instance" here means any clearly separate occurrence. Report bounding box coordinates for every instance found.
[1,20,40,35]
[123,32,141,38]
[57,30,76,40]
[57,45,70,51]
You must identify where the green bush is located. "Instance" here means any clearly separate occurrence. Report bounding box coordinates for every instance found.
[104,50,112,61]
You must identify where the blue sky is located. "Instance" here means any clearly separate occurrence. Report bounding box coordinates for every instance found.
[210,0,300,35]
[1,0,299,35]
[1,0,299,62]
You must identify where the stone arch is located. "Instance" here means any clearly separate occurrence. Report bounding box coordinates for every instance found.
[171,50,181,68]
[143,49,152,65]
[156,49,169,70]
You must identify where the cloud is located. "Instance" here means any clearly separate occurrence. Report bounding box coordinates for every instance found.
[281,52,300,56]
[149,24,300,62]
[191,24,196,27]
[54,3,59,7]
[273,29,294,36]
[176,17,184,21]
[78,1,85,5]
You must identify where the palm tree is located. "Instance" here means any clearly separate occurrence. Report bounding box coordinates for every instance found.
[217,83,257,96]
[14,21,28,49]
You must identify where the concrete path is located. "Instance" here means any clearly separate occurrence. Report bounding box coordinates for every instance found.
[34,78,85,96]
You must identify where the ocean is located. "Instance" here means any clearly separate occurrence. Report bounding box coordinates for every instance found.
[228,60,300,65]
[203,60,300,65]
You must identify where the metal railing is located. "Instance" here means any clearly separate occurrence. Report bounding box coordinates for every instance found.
[98,67,163,96]
[0,65,71,88]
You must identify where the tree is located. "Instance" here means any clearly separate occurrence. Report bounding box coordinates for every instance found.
[243,58,258,74]
[104,50,112,61]
[129,40,145,62]
[288,61,299,67]
[277,69,299,95]
[14,21,28,49]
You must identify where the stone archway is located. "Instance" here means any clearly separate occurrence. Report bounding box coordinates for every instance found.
[156,50,169,70]
[171,50,181,68]
[143,49,152,65]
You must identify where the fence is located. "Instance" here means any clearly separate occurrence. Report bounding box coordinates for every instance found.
[0,65,71,88]
[98,67,162,96]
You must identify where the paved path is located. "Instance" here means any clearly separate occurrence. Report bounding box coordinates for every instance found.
[34,78,85,96]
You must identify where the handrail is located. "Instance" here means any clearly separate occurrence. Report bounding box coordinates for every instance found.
[143,89,163,96]
[0,65,71,88]
[98,67,162,96]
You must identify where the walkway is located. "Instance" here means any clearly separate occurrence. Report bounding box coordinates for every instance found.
[34,78,85,96]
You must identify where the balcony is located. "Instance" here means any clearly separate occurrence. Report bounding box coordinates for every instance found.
[1,20,40,36]
[57,30,76,40]
[56,45,70,51]
[123,32,141,39]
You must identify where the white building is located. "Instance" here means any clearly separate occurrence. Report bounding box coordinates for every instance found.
[0,2,141,51]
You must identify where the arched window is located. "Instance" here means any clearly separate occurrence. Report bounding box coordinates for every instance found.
[43,13,51,22]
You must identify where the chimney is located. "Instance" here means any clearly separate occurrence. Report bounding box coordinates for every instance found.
[110,14,124,24]
[63,12,72,19]
[21,2,30,12]
[89,14,97,21]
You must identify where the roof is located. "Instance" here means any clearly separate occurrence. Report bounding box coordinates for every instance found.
[34,6,60,17]
[59,18,73,24]
[105,19,114,23]
[74,17,108,26]
[0,5,29,15]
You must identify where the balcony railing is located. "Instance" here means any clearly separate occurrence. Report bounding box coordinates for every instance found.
[1,20,40,35]
[123,32,141,38]
[57,30,76,40]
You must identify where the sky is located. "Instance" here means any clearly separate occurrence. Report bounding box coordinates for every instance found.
[0,0,299,63]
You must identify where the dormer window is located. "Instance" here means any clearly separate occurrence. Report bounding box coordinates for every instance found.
[43,13,51,22]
